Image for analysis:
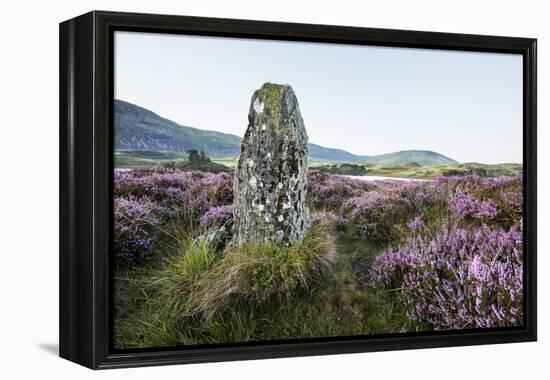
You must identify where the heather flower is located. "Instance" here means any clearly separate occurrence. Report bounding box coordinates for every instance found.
[114,168,235,261]
[408,216,424,232]
[340,192,394,241]
[200,205,233,230]
[114,196,164,259]
[435,174,481,186]
[501,191,522,208]
[338,181,443,243]
[311,211,339,226]
[307,171,373,210]
[114,167,233,226]
[370,225,523,330]
[451,189,499,220]
[485,173,522,189]
[436,174,522,229]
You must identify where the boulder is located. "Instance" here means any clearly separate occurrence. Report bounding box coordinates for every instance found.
[233,83,310,246]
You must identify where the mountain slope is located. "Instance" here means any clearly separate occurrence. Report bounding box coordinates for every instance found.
[308,143,365,163]
[115,100,241,157]
[114,99,457,167]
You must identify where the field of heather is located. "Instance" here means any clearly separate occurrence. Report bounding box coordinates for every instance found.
[113,168,523,348]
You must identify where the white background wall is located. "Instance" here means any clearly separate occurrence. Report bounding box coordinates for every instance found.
[1,0,547,378]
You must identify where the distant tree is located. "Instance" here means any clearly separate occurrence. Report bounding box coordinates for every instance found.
[187,149,200,163]
[469,167,488,177]
[317,163,367,176]
[188,149,212,164]
[443,169,465,176]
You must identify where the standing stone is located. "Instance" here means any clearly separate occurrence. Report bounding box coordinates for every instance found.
[233,83,310,247]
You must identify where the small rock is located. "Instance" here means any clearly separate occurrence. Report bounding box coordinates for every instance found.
[205,221,233,251]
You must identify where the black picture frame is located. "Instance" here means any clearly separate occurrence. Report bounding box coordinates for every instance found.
[59,10,537,369]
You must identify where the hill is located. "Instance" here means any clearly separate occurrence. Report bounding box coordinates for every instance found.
[308,143,364,163]
[115,100,241,158]
[364,150,457,167]
[114,99,457,167]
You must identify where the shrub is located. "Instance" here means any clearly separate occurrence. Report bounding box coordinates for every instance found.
[370,225,523,330]
[438,174,522,229]
[114,168,233,226]
[340,194,395,242]
[113,168,235,261]
[200,205,233,230]
[114,196,163,259]
[307,171,373,210]
[407,216,425,232]
[450,188,499,220]
[339,182,443,243]
[316,163,368,176]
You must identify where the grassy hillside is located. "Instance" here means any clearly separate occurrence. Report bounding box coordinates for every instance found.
[308,143,365,163]
[115,151,187,169]
[365,150,457,167]
[115,100,458,166]
[115,100,242,157]
[364,162,522,179]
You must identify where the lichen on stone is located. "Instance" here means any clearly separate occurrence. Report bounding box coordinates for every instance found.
[233,83,311,247]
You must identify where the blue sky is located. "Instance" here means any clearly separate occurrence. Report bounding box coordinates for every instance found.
[115,31,523,164]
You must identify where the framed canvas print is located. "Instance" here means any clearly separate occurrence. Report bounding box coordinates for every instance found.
[59,11,537,369]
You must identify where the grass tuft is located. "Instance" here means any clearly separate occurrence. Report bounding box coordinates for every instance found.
[188,220,336,317]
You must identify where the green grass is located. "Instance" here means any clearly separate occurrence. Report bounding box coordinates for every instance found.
[212,157,239,168]
[114,154,162,168]
[188,220,336,317]
[115,150,232,173]
[115,149,522,179]
[364,162,522,179]
[311,161,521,179]
[113,216,415,349]
[115,151,186,169]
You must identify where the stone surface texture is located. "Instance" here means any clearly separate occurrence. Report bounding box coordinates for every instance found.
[233,83,310,246]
